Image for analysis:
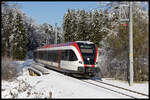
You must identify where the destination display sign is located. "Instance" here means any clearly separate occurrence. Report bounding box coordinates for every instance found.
[80,45,92,49]
[80,49,93,53]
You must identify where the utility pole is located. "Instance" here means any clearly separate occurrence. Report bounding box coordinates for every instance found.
[129,2,134,86]
[55,23,57,44]
[119,2,133,86]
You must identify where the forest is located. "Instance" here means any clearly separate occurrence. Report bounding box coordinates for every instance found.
[1,2,149,82]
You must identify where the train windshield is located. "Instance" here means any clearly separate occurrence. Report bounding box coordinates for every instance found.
[77,43,96,65]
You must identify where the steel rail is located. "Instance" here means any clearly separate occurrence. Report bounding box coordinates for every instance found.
[80,80,136,99]
[93,79,149,97]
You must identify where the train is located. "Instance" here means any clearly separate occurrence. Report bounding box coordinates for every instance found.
[33,41,101,77]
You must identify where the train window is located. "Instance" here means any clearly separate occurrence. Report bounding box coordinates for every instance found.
[52,51,56,62]
[69,50,78,61]
[62,50,77,61]
[48,51,50,61]
[48,50,52,61]
[38,50,77,62]
[47,50,58,62]
[41,51,43,59]
[44,51,47,61]
[46,51,48,61]
[43,50,47,61]
[55,51,58,62]
[62,50,65,60]
[42,51,44,60]
[51,51,54,61]
[62,50,69,61]
[40,51,43,60]
[39,51,41,59]
[41,51,44,60]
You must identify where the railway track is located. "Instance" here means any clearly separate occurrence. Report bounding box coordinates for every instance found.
[93,79,148,97]
[79,78,149,99]
[29,64,148,98]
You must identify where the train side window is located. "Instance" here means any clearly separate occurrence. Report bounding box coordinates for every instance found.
[66,50,69,61]
[44,50,47,61]
[39,51,41,59]
[69,50,78,61]
[47,50,58,62]
[48,50,52,61]
[61,50,77,61]
[62,50,69,61]
[52,51,55,62]
[45,50,48,61]
[61,50,65,60]
[55,50,58,62]
[53,51,56,62]
[46,50,48,61]
[42,51,45,60]
[41,51,43,60]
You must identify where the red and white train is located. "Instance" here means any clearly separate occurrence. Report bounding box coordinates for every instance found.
[33,41,100,77]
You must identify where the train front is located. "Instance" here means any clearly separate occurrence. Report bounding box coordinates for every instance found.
[76,41,100,77]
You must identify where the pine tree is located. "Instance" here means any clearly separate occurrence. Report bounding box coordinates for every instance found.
[76,9,88,41]
[1,4,14,57]
[70,9,78,41]
[63,9,72,42]
[12,13,27,60]
[62,8,111,47]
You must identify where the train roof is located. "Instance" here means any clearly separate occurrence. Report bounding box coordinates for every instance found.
[37,41,94,49]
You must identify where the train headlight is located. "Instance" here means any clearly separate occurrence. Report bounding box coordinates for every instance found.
[95,62,98,64]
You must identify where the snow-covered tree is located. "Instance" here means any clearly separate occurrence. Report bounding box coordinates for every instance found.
[12,12,27,60]
[63,8,111,46]
[63,9,73,42]
[99,2,149,81]
[1,2,14,57]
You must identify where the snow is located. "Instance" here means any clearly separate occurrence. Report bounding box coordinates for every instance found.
[85,78,148,98]
[1,60,149,99]
[101,78,149,95]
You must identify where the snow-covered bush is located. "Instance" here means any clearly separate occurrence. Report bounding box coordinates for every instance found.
[2,57,19,80]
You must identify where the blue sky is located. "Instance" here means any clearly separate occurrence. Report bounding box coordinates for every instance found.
[8,1,148,27]
[8,2,101,27]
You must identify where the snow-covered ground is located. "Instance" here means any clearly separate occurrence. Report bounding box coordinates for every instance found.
[1,60,149,99]
[101,78,149,96]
